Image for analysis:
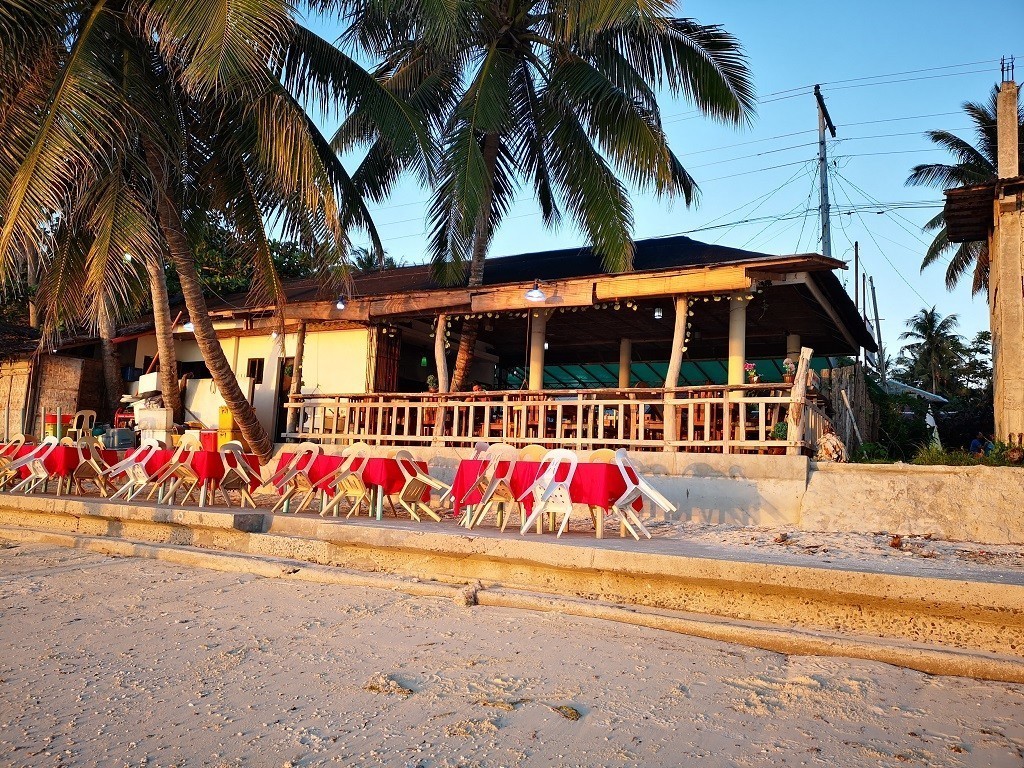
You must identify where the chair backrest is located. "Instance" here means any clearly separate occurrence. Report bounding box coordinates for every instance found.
[59,436,76,446]
[72,410,97,431]
[178,435,202,451]
[612,448,641,490]
[589,448,616,464]
[2,434,26,457]
[534,449,578,490]
[479,444,519,485]
[471,441,490,460]
[220,440,260,482]
[392,449,420,482]
[340,441,370,473]
[140,437,163,449]
[519,444,546,462]
[271,442,321,486]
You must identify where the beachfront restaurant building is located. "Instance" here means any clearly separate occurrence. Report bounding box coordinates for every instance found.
[112,234,873,456]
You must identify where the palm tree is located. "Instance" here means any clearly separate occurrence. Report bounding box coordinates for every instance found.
[0,1,429,461]
[897,307,965,396]
[340,0,755,391]
[351,245,401,272]
[907,86,1024,296]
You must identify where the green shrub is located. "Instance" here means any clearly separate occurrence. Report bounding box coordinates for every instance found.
[852,442,890,463]
[911,444,978,466]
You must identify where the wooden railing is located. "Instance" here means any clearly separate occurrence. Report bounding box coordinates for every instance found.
[281,382,830,455]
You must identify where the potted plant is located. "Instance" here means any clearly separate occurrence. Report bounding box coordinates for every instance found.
[743,361,759,384]
[781,357,796,384]
[768,421,788,454]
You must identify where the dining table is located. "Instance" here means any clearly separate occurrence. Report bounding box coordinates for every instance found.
[450,458,643,538]
[7,444,120,492]
[122,447,261,506]
[274,452,430,520]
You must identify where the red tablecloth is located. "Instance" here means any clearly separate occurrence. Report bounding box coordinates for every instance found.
[124,448,260,488]
[10,445,119,479]
[451,459,641,519]
[275,453,429,499]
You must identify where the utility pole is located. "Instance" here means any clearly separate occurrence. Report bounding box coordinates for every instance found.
[870,276,884,383]
[814,85,837,259]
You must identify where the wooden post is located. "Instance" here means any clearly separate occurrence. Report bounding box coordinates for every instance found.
[434,312,450,393]
[728,294,746,385]
[528,309,549,391]
[785,347,813,455]
[663,295,688,450]
[285,321,307,440]
[618,338,632,388]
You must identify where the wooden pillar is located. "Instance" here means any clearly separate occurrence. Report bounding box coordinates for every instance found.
[786,333,801,361]
[528,309,549,391]
[285,321,306,439]
[663,295,688,450]
[728,295,747,385]
[618,338,632,388]
[434,312,450,393]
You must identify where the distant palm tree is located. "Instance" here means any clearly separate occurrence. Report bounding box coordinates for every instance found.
[907,86,1024,296]
[351,245,401,272]
[0,2,429,460]
[340,0,755,390]
[898,307,965,396]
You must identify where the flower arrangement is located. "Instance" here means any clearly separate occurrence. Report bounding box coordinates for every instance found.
[743,361,758,383]
[781,358,796,375]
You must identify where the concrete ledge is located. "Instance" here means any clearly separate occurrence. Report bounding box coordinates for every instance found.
[0,493,264,532]
[1,495,1022,663]
[3,524,1022,684]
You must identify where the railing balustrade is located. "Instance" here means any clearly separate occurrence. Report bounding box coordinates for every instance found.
[281,383,829,455]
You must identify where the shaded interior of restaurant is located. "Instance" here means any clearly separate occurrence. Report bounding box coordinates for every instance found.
[378,282,855,393]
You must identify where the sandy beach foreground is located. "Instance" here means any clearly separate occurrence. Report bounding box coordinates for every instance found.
[1,542,1023,768]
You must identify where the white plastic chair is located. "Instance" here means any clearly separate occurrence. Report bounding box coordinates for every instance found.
[319,442,372,518]
[106,442,163,501]
[388,450,443,522]
[216,441,261,508]
[150,437,203,505]
[0,434,27,477]
[463,443,521,531]
[67,410,96,441]
[609,449,673,539]
[4,436,59,494]
[270,442,323,514]
[72,439,113,497]
[518,449,578,537]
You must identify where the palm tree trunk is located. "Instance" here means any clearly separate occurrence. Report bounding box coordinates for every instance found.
[450,132,499,393]
[154,196,273,463]
[144,251,183,423]
[97,299,123,420]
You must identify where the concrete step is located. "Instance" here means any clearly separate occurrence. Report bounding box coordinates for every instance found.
[1,493,1022,682]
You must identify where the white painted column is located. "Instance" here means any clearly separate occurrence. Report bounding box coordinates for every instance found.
[728,295,747,385]
[786,333,801,361]
[528,309,549,391]
[618,338,632,388]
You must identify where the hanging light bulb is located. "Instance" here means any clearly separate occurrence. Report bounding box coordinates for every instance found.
[122,252,132,263]
[525,280,546,302]
[335,296,346,310]
[653,307,664,320]
[271,330,279,340]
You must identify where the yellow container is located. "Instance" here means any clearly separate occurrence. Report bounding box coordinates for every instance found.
[217,429,249,452]
[218,406,235,431]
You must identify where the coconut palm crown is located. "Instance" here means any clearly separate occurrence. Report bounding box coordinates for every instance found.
[339,0,755,389]
[0,0,431,460]
[907,85,1024,296]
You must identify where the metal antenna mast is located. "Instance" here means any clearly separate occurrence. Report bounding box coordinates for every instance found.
[814,85,837,259]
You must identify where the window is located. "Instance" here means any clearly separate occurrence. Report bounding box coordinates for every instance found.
[246,358,265,384]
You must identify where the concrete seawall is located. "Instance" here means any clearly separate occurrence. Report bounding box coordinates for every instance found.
[2,493,1023,684]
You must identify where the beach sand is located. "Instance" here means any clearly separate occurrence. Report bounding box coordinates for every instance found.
[1,540,1023,767]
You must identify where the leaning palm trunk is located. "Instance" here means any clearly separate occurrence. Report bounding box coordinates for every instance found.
[449,132,498,393]
[97,299,123,419]
[155,197,273,463]
[144,252,183,423]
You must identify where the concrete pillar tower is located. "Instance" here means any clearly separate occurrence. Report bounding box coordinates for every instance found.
[991,79,1024,442]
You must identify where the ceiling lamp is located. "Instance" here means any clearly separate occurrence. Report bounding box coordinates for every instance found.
[653,307,664,320]
[524,280,546,302]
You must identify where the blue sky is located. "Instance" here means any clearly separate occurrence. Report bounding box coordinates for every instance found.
[314,1,1022,359]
